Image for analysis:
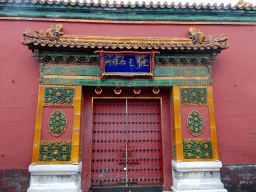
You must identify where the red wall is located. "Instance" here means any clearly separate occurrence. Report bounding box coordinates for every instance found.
[1,20,256,170]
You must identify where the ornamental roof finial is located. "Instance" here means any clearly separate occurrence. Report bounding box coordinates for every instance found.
[22,24,63,41]
[188,27,205,44]
[236,0,251,6]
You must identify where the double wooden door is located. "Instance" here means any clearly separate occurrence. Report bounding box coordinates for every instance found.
[91,98,163,188]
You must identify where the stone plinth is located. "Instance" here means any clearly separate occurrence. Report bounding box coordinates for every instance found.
[171,160,227,192]
[27,162,82,192]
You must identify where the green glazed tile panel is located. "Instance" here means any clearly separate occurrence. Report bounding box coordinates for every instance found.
[43,66,209,77]
[43,66,101,76]
[41,77,210,87]
[1,3,256,23]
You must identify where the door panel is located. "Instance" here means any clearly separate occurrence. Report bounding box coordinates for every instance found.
[91,99,163,187]
[91,99,126,186]
[126,99,162,185]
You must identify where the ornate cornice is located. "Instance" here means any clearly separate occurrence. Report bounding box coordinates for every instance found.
[21,25,229,52]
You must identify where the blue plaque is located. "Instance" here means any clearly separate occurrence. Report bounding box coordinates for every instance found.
[95,50,159,80]
[104,55,151,73]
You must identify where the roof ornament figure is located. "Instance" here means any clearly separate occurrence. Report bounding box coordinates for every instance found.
[45,24,63,40]
[188,27,205,44]
[236,0,251,6]
[23,24,63,41]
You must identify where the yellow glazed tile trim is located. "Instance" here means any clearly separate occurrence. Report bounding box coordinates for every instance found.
[175,143,183,162]
[33,129,41,144]
[32,144,40,165]
[209,113,216,129]
[174,128,183,144]
[42,85,77,88]
[207,86,219,161]
[177,86,209,88]
[3,17,256,26]
[72,115,81,130]
[74,86,83,100]
[42,75,209,81]
[174,113,182,128]
[35,161,74,165]
[72,129,80,145]
[172,86,183,162]
[49,161,74,165]
[34,112,43,129]
[208,99,215,114]
[182,158,217,162]
[71,86,83,164]
[74,100,82,115]
[71,145,80,164]
[32,85,44,164]
[210,126,217,143]
[60,35,193,44]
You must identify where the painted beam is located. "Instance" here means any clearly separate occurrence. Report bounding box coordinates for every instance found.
[41,76,210,87]
[42,66,210,77]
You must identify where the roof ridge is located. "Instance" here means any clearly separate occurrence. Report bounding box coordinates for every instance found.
[2,0,256,10]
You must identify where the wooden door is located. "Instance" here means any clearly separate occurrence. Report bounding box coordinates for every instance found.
[91,99,163,188]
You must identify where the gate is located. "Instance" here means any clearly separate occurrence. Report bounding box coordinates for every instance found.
[91,98,163,191]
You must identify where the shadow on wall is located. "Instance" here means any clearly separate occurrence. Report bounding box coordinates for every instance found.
[221,165,256,192]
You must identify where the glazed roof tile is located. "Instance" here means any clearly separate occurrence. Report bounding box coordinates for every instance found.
[2,0,256,10]
[21,26,229,51]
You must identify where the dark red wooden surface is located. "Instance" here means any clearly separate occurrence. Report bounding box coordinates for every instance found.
[91,99,163,186]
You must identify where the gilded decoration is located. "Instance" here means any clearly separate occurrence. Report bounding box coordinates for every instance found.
[180,88,207,106]
[183,139,213,159]
[48,110,67,137]
[39,140,71,162]
[187,111,204,136]
[44,87,74,106]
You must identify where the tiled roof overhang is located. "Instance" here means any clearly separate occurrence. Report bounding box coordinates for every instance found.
[1,0,256,10]
[1,0,256,23]
[22,31,229,54]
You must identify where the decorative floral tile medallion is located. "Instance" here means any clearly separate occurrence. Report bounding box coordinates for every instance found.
[48,110,67,136]
[187,110,204,136]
